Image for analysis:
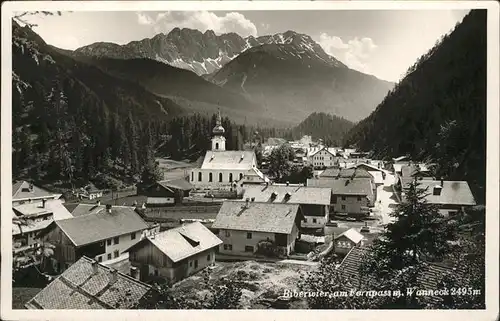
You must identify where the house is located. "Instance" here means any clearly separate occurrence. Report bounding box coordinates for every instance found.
[334,228,365,255]
[124,222,222,283]
[25,256,152,309]
[212,201,305,257]
[12,181,62,206]
[308,147,337,169]
[307,178,374,217]
[318,168,377,201]
[401,179,476,217]
[190,111,259,191]
[12,199,73,248]
[240,184,331,230]
[320,167,373,180]
[140,179,193,207]
[38,204,149,272]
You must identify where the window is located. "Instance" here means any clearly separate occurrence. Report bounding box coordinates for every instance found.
[332,196,337,204]
[194,260,198,268]
[229,173,233,182]
[219,173,223,182]
[313,218,317,223]
[239,173,243,180]
[198,172,202,182]
[357,196,361,201]
[215,142,219,150]
[207,254,211,261]
[107,253,112,260]
[113,237,119,245]
[191,172,194,181]
[341,205,346,210]
[341,196,346,201]
[114,250,119,258]
[209,173,213,182]
[190,261,193,267]
[223,244,233,251]
[245,246,254,252]
[225,230,230,237]
[246,232,252,239]
[97,256,102,262]
[154,269,159,276]
[131,232,136,240]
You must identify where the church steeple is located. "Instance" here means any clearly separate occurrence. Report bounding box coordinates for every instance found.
[211,109,226,151]
[212,109,225,135]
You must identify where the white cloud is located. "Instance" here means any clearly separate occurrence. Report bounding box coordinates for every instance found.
[318,33,378,74]
[136,11,257,37]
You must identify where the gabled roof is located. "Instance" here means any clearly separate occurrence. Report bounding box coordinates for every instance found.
[12,219,52,236]
[393,156,409,162]
[200,150,256,170]
[337,246,464,293]
[309,147,336,158]
[53,206,149,246]
[12,181,61,201]
[158,178,193,191]
[241,185,331,205]
[68,203,106,217]
[416,180,476,206]
[307,178,373,197]
[212,201,301,234]
[348,162,388,173]
[13,199,73,220]
[125,222,222,263]
[335,228,364,244]
[25,256,151,309]
[320,167,373,179]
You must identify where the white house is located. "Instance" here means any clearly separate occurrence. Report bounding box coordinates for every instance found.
[125,222,222,283]
[308,147,337,168]
[212,201,305,257]
[241,184,331,230]
[190,111,258,191]
[39,204,149,272]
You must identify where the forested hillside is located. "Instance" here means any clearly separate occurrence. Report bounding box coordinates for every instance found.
[344,10,486,202]
[287,112,354,146]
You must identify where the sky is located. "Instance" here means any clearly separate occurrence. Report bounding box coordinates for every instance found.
[20,9,470,82]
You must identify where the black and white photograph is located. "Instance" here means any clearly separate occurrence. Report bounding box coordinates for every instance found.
[1,0,499,319]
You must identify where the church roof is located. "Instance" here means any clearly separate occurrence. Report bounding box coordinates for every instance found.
[201,151,256,170]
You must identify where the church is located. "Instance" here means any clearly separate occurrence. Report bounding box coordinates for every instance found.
[189,111,259,190]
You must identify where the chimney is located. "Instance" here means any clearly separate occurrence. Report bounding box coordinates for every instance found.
[440,177,444,186]
[42,199,46,208]
[109,268,118,283]
[286,181,290,186]
[91,259,98,274]
[96,200,101,206]
[106,204,112,213]
[130,266,139,280]
[245,198,250,207]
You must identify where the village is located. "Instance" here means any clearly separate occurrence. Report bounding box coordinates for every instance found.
[11,111,477,309]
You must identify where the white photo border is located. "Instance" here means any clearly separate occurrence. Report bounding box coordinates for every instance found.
[1,1,498,320]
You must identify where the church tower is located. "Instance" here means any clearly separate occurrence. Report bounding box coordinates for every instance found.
[211,110,226,151]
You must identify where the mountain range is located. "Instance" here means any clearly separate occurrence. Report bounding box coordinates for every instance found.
[71,28,394,123]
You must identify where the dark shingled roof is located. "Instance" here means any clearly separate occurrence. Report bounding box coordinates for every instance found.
[320,168,372,179]
[158,178,193,191]
[241,185,331,205]
[337,246,465,295]
[25,256,151,309]
[307,178,374,198]
[212,201,301,234]
[55,206,149,246]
